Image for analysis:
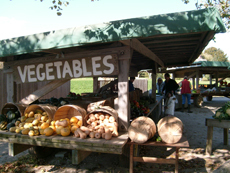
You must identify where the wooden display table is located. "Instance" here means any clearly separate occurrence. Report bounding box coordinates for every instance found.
[205,118,229,155]
[128,136,189,173]
[0,131,128,164]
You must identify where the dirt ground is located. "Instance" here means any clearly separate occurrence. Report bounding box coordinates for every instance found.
[1,96,230,173]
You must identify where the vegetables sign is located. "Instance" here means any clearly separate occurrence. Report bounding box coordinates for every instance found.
[14,54,118,84]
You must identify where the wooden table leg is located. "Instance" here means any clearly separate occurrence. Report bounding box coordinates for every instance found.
[223,128,228,145]
[175,147,179,173]
[206,126,213,155]
[130,143,133,173]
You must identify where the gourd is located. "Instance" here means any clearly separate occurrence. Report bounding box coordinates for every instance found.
[61,128,71,137]
[0,121,8,130]
[95,132,101,139]
[41,122,49,129]
[104,127,112,140]
[28,130,35,136]
[55,120,68,127]
[70,117,79,124]
[9,126,17,132]
[74,130,80,138]
[56,126,64,135]
[0,114,7,122]
[7,122,15,130]
[71,126,79,133]
[21,128,30,135]
[44,127,54,136]
[80,126,90,135]
[89,131,95,138]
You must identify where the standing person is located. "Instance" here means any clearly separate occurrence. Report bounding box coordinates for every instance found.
[156,77,164,95]
[162,73,179,96]
[179,76,192,113]
[129,77,135,92]
[164,91,176,116]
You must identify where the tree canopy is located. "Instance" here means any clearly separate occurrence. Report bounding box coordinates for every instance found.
[182,0,230,29]
[200,47,229,62]
[44,0,230,29]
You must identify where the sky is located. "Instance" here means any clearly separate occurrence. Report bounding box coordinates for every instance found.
[0,0,229,59]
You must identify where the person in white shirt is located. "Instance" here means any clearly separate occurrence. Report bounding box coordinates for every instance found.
[164,91,176,116]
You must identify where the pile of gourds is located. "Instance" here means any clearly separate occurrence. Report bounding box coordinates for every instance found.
[8,109,82,137]
[73,112,118,140]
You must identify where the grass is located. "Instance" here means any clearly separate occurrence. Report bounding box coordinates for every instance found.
[70,78,93,94]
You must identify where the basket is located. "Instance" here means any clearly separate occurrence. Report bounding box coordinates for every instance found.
[1,102,28,117]
[24,104,57,120]
[85,106,118,125]
[53,104,87,125]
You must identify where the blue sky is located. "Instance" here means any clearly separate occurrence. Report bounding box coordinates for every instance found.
[0,0,229,58]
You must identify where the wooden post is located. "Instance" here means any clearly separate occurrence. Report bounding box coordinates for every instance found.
[215,72,219,88]
[151,63,157,102]
[210,74,212,88]
[196,70,199,90]
[6,72,14,102]
[192,78,195,90]
[117,47,131,132]
[205,126,213,155]
[93,77,99,93]
[72,150,91,165]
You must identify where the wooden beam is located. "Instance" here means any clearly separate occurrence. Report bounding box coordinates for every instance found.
[120,39,164,67]
[20,79,69,105]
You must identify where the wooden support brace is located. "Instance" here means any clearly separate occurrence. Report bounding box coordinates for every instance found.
[72,150,91,165]
[8,143,33,156]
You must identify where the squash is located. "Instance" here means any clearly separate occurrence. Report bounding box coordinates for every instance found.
[7,122,15,130]
[89,131,95,138]
[25,118,34,123]
[15,121,21,127]
[21,128,30,135]
[39,128,44,135]
[70,117,79,124]
[44,127,54,136]
[20,116,27,122]
[74,130,80,138]
[34,129,39,136]
[28,130,35,136]
[95,132,101,139]
[56,126,64,135]
[76,128,87,139]
[71,125,79,133]
[9,126,17,132]
[0,121,8,130]
[35,109,43,114]
[49,126,56,132]
[41,115,48,122]
[77,120,82,127]
[61,128,71,137]
[32,119,39,126]
[55,120,68,127]
[0,114,7,122]
[41,122,49,129]
[15,128,22,133]
[28,111,34,118]
[51,120,56,126]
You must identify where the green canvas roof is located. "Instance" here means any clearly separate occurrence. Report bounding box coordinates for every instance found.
[0,7,226,69]
[193,61,230,67]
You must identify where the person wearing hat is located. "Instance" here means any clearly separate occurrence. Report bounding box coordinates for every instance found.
[157,77,164,95]
[179,76,192,113]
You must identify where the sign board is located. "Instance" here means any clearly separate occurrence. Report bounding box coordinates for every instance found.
[14,54,119,84]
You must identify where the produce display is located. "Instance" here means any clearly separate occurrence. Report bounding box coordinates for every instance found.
[130,98,151,119]
[73,111,118,140]
[0,110,20,130]
[213,101,230,120]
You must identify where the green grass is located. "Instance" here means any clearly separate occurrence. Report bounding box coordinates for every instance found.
[70,78,93,94]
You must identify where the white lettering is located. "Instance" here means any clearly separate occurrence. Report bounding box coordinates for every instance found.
[27,65,37,82]
[103,55,114,74]
[45,63,55,80]
[63,61,73,78]
[92,56,102,76]
[82,58,92,76]
[54,61,62,79]
[72,60,82,78]
[36,64,45,81]
[17,66,28,83]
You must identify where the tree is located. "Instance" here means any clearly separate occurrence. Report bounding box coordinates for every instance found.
[41,0,70,16]
[182,0,230,29]
[200,47,228,62]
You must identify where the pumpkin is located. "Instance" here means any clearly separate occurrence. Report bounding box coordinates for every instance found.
[0,114,7,122]
[61,128,71,137]
[7,122,15,130]
[44,127,54,136]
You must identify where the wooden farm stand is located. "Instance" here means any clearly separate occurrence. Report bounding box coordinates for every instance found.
[0,7,226,168]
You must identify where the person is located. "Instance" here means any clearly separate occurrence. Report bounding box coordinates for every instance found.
[164,91,176,116]
[179,76,193,113]
[129,77,135,92]
[156,77,164,95]
[162,73,179,96]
